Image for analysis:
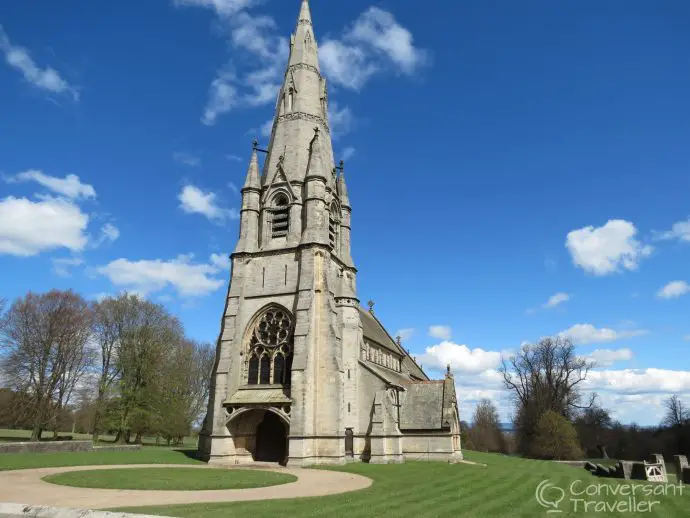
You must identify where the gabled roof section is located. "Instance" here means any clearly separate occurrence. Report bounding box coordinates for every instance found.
[358,306,429,380]
[399,383,445,430]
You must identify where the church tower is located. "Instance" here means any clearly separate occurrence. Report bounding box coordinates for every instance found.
[199,0,463,467]
[199,0,359,466]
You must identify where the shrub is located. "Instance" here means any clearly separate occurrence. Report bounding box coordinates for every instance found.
[531,411,583,460]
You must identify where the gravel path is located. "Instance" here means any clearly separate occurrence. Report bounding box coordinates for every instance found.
[0,463,372,510]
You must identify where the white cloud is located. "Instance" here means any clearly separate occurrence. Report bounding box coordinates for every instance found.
[585,369,690,395]
[91,223,120,248]
[0,196,89,256]
[585,348,634,367]
[0,25,79,100]
[178,185,239,222]
[428,325,452,340]
[176,2,286,125]
[227,182,239,195]
[656,280,690,300]
[209,252,230,270]
[419,341,501,374]
[565,219,652,275]
[97,254,227,297]
[8,170,96,199]
[320,7,428,90]
[341,147,356,162]
[51,256,84,278]
[544,292,570,308]
[329,102,354,139]
[259,118,273,138]
[394,328,415,342]
[658,217,690,243]
[202,67,238,126]
[226,154,242,162]
[173,152,201,167]
[559,323,648,345]
[173,0,256,16]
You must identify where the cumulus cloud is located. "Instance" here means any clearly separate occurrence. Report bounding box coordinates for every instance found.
[97,253,227,297]
[419,341,501,374]
[584,348,634,367]
[320,7,428,90]
[0,25,79,100]
[209,252,230,270]
[428,325,452,340]
[173,0,256,16]
[658,217,690,243]
[178,185,239,222]
[0,196,89,256]
[566,219,652,275]
[656,280,690,300]
[585,369,690,395]
[7,170,96,199]
[559,323,648,345]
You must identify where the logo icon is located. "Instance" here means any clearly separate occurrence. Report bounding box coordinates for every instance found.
[536,479,565,513]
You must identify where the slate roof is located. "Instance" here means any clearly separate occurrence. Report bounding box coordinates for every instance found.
[358,306,428,380]
[399,382,446,430]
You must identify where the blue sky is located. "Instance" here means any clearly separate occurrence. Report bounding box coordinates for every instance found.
[1,0,689,426]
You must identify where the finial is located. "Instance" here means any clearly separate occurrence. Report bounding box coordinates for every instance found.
[446,364,451,375]
[395,336,402,347]
[367,299,375,313]
[314,126,320,137]
[252,137,259,150]
[278,154,285,164]
[339,159,344,171]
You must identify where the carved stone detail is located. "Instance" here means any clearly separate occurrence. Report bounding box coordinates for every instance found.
[277,112,330,133]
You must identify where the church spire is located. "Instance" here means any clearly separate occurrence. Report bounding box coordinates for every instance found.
[234,144,262,254]
[261,0,334,189]
[289,0,319,70]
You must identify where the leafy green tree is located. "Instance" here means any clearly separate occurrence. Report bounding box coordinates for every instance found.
[532,410,583,460]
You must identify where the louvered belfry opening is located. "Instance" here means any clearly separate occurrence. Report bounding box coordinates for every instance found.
[272,194,290,238]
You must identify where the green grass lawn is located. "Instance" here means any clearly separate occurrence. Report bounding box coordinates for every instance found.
[117,452,689,518]
[43,467,296,491]
[0,447,203,471]
[2,448,688,517]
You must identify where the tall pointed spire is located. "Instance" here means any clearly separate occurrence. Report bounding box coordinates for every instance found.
[289,0,319,70]
[337,164,350,208]
[261,0,334,189]
[242,143,261,191]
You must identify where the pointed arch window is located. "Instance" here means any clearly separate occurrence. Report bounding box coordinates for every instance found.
[272,194,290,239]
[329,202,340,252]
[245,306,294,386]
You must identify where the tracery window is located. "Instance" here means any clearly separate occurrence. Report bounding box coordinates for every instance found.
[272,194,290,239]
[245,307,294,386]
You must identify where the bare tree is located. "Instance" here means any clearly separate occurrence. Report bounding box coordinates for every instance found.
[470,399,506,453]
[500,337,594,455]
[0,291,94,440]
[662,395,689,427]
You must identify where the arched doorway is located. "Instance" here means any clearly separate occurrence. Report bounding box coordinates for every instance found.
[255,411,287,463]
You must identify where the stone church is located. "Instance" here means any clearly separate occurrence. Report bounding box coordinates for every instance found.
[199,0,463,466]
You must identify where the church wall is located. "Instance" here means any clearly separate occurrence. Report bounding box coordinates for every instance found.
[401,433,456,461]
[357,366,388,433]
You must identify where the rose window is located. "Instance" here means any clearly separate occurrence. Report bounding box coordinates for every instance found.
[246,308,294,386]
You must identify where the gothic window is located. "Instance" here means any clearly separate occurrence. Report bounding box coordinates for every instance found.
[272,194,290,239]
[245,306,294,386]
[329,202,340,252]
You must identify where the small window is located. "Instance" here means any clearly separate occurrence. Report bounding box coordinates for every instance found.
[272,194,290,238]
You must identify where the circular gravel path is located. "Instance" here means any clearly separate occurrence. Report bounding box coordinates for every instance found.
[0,463,372,509]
